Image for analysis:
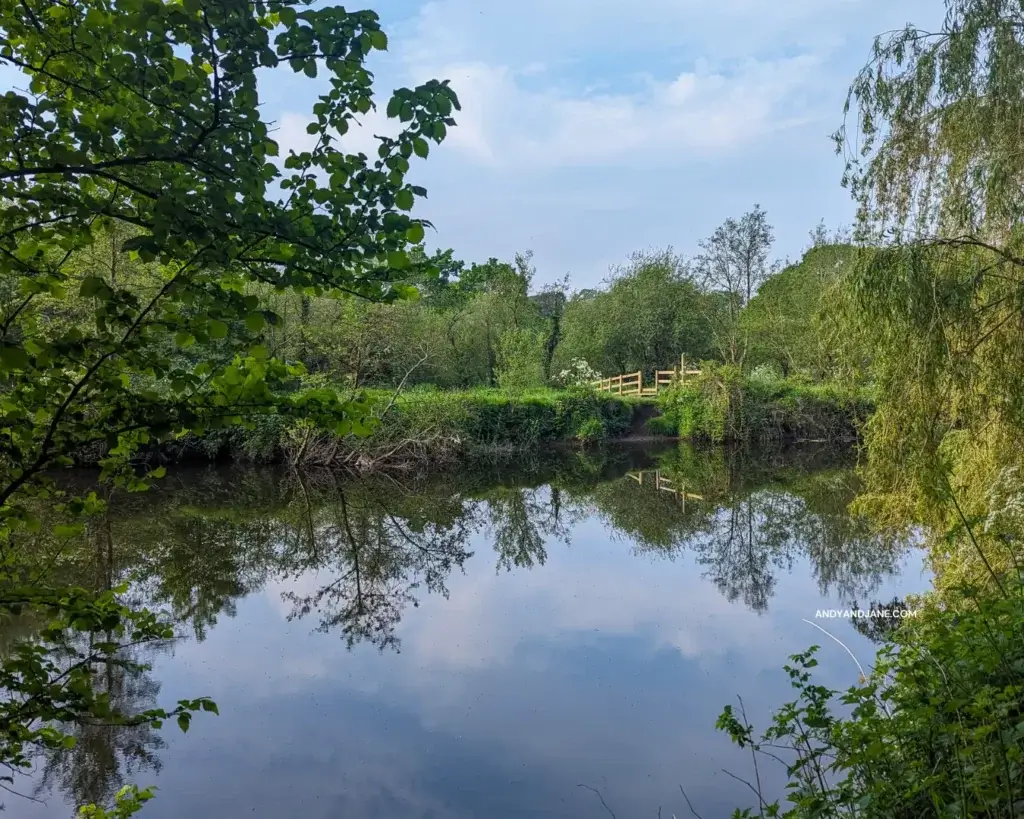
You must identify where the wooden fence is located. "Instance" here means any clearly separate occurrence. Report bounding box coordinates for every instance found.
[592,356,701,396]
[626,469,704,508]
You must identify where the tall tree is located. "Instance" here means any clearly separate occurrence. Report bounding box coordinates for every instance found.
[694,206,776,365]
[554,249,712,377]
[741,243,859,378]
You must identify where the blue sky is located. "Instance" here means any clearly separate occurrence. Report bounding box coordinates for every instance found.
[262,0,942,288]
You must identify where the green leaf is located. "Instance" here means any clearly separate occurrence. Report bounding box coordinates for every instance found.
[413,137,429,159]
[209,320,229,340]
[406,222,425,244]
[387,251,409,270]
[245,313,266,332]
[368,30,388,50]
[177,714,190,733]
[79,276,110,299]
[0,345,29,370]
[395,189,414,211]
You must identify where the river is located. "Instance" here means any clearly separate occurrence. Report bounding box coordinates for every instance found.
[17,442,927,819]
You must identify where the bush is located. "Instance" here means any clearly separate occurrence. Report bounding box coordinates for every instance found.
[496,328,547,391]
[573,416,605,443]
[554,358,602,388]
[219,388,650,469]
[657,366,872,443]
[716,580,1024,819]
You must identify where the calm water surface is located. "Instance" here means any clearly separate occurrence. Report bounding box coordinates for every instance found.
[19,444,927,819]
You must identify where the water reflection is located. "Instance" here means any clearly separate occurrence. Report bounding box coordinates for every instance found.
[278,479,476,650]
[35,643,168,810]
[14,444,922,818]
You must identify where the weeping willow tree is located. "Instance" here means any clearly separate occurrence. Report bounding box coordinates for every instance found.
[835,0,1024,588]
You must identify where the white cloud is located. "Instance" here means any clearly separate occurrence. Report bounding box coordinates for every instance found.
[266,0,944,282]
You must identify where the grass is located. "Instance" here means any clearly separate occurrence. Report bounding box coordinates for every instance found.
[157,376,871,469]
[179,386,661,469]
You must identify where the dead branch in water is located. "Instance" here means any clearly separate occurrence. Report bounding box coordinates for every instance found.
[281,353,462,472]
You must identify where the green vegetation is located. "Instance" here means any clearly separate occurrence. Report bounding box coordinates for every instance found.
[717,581,1024,819]
[706,1,1024,816]
[0,0,458,813]
[192,387,646,469]
[5,0,1024,814]
[654,367,873,444]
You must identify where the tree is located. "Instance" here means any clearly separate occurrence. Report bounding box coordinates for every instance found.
[531,281,568,382]
[741,243,859,378]
[834,0,1024,566]
[695,206,776,365]
[554,249,713,378]
[0,0,457,803]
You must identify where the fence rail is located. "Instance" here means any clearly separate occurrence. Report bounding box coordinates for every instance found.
[626,469,705,508]
[592,356,701,396]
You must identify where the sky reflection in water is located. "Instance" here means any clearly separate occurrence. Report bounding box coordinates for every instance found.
[19,444,929,819]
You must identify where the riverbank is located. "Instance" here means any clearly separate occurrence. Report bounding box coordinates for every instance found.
[139,379,872,473]
[653,375,874,444]
[175,388,649,471]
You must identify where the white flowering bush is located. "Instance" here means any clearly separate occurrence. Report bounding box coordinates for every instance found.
[555,358,602,388]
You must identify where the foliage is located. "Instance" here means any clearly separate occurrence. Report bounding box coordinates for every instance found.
[385,389,637,451]
[554,249,714,379]
[832,0,1024,576]
[716,580,1024,819]
[742,244,862,379]
[694,206,777,365]
[0,0,457,813]
[199,388,649,469]
[496,327,547,392]
[657,367,873,444]
[0,581,216,771]
[554,358,601,388]
[78,785,156,818]
[838,0,1024,239]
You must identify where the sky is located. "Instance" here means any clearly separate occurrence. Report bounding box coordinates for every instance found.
[262,0,941,289]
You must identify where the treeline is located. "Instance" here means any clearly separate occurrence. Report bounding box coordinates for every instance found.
[251,210,862,391]
[42,209,861,402]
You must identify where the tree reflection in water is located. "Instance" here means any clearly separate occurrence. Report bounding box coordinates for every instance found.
[7,444,914,812]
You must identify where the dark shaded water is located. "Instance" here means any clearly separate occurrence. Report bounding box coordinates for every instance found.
[16,443,926,819]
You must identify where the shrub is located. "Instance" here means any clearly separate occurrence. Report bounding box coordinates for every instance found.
[573,416,606,443]
[716,580,1024,819]
[657,367,872,443]
[554,358,602,388]
[496,328,547,391]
